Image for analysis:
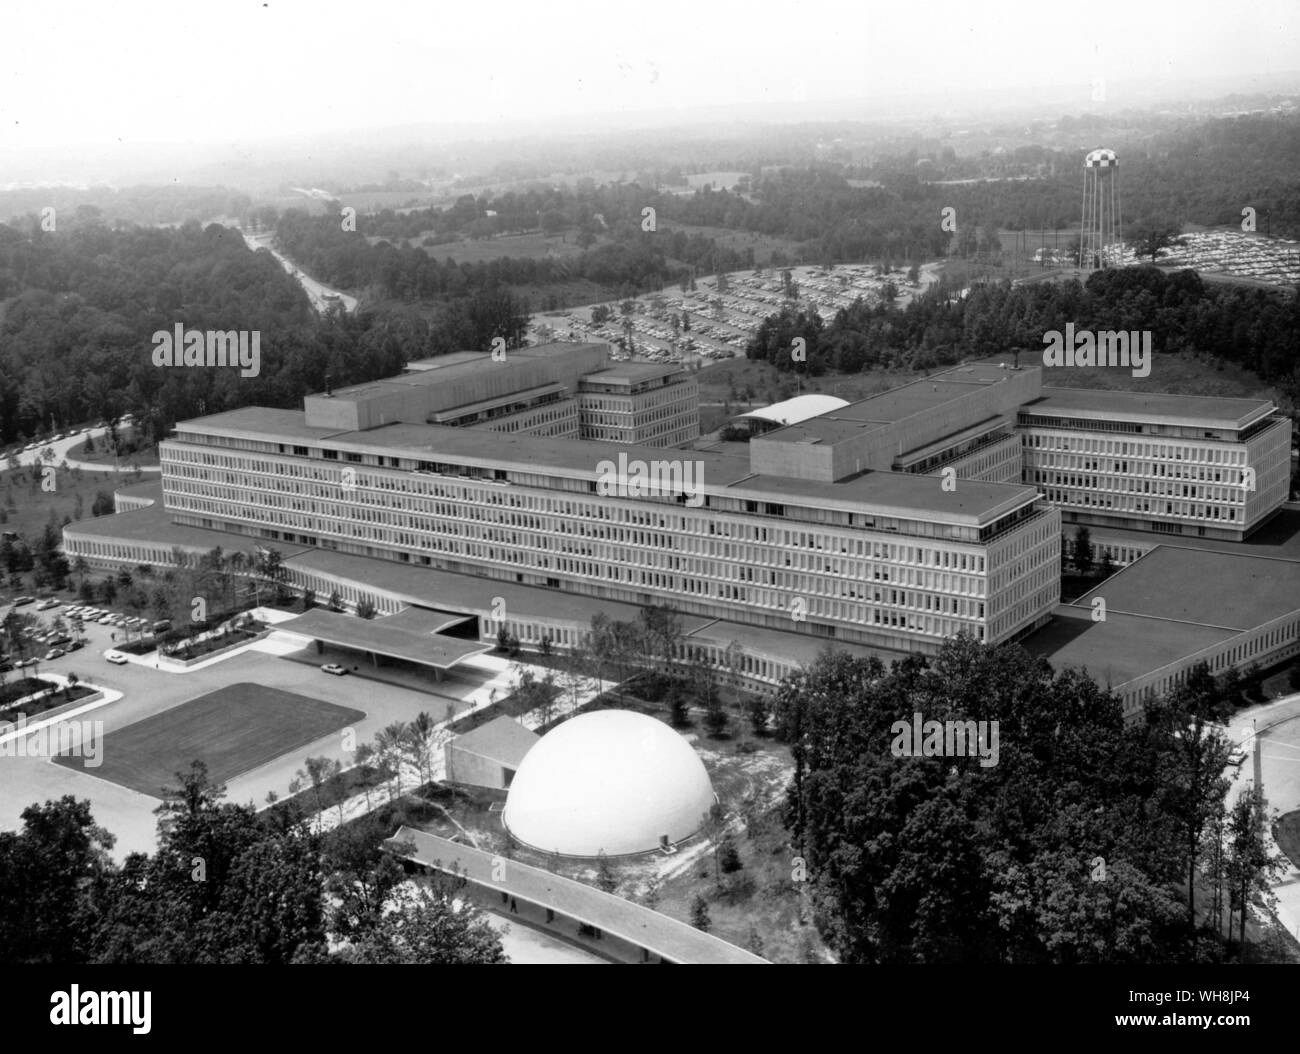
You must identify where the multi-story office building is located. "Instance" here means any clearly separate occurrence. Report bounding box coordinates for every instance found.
[155,385,1060,652]
[63,350,1292,694]
[577,363,700,446]
[1019,388,1290,542]
[309,342,699,448]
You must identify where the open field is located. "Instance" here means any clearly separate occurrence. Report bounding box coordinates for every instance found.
[68,439,160,468]
[0,465,141,542]
[657,220,802,265]
[369,228,597,263]
[57,682,365,797]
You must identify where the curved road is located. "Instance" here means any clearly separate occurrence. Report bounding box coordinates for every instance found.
[8,425,160,475]
[241,230,358,314]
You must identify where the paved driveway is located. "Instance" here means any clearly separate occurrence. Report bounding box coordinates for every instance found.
[1229,694,1300,941]
[0,620,499,860]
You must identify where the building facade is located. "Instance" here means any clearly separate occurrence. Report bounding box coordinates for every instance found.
[577,363,700,447]
[1019,388,1290,541]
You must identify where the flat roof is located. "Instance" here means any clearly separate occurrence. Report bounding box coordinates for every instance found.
[177,406,348,443]
[322,344,609,398]
[895,417,1008,467]
[1072,546,1300,630]
[1087,507,1300,562]
[386,828,768,964]
[64,499,310,560]
[403,351,489,371]
[430,382,569,422]
[449,715,538,769]
[1024,387,1275,430]
[1022,604,1238,689]
[278,607,490,669]
[757,364,1031,444]
[174,413,1039,521]
[582,363,681,384]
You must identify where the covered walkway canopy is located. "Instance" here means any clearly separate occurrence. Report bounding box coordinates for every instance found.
[386,827,768,964]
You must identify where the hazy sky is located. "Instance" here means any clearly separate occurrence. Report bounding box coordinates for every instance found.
[3,0,1298,152]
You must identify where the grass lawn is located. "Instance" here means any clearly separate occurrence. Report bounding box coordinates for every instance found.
[57,683,364,797]
[371,229,594,264]
[0,464,144,543]
[657,220,802,266]
[69,439,160,468]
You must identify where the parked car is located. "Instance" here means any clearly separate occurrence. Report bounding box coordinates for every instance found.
[103,650,128,665]
[15,657,36,668]
[65,639,84,652]
[13,596,35,606]
[44,648,64,660]
[320,664,348,676]
[37,598,60,610]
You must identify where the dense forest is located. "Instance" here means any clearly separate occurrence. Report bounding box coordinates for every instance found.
[0,216,526,446]
[0,767,505,964]
[746,265,1300,403]
[774,638,1285,964]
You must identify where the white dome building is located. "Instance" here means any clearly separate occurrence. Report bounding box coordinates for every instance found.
[502,710,716,857]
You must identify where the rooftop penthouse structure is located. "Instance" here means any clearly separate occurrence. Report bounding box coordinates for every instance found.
[306,342,699,447]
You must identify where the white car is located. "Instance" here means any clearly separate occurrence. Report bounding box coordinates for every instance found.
[103,650,128,665]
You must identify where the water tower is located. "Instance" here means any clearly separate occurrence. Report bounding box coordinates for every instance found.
[1078,147,1122,270]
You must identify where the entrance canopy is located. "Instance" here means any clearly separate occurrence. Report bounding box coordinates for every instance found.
[282,607,490,670]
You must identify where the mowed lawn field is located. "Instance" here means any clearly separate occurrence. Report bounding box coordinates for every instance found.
[57,683,365,797]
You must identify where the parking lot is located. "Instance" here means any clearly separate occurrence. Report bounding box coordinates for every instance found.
[1119,229,1300,284]
[527,262,940,365]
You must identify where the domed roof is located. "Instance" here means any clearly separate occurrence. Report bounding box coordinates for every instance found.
[735,394,849,427]
[502,710,715,857]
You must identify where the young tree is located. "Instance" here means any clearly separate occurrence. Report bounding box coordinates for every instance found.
[595,851,618,894]
[717,833,742,874]
[667,675,690,727]
[1224,785,1287,945]
[1072,526,1094,576]
[690,893,711,932]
